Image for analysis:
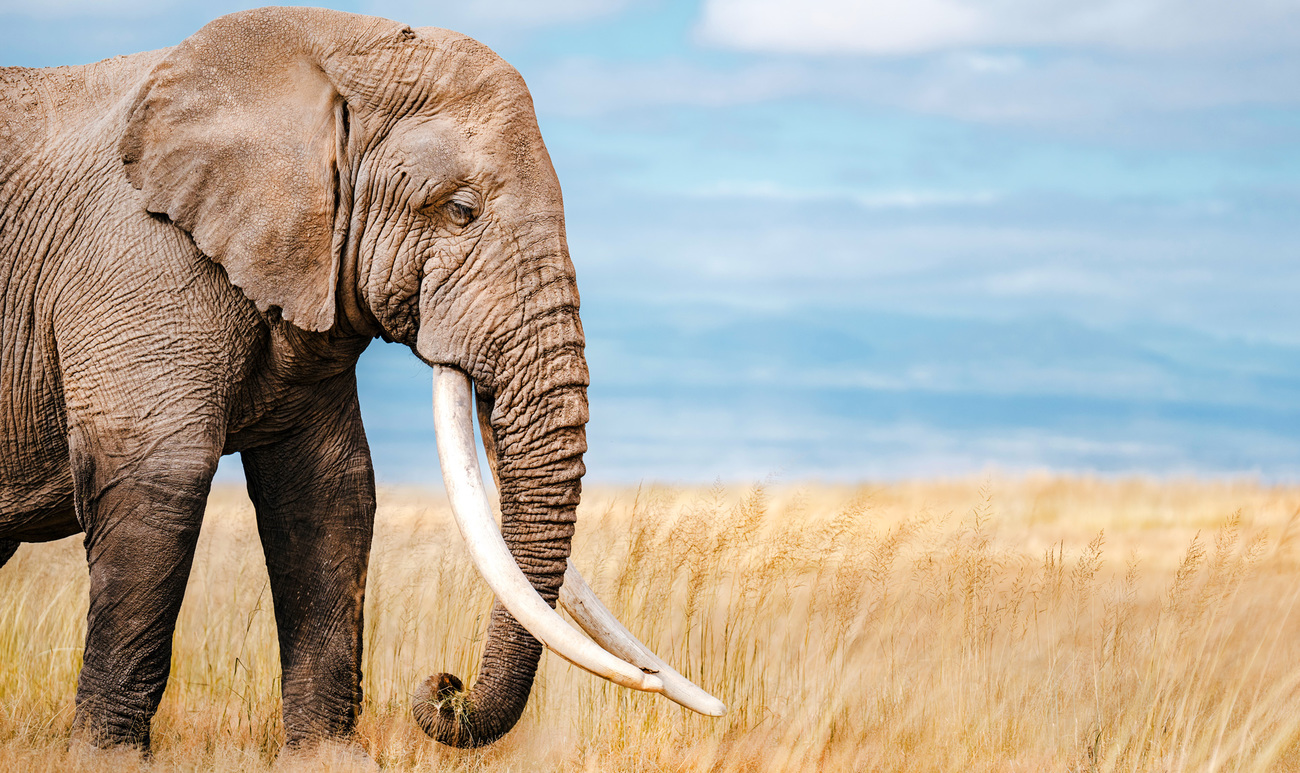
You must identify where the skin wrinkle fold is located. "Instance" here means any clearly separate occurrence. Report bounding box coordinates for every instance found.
[337,151,381,339]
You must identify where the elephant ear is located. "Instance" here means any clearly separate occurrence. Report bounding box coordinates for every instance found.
[121,10,351,332]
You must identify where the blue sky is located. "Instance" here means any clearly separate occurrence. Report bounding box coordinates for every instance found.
[4,0,1298,482]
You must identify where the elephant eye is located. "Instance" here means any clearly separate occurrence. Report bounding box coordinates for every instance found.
[444,199,477,227]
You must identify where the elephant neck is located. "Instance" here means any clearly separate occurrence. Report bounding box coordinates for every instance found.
[265,319,372,382]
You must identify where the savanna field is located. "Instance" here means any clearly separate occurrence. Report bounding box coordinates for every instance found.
[1,478,1298,772]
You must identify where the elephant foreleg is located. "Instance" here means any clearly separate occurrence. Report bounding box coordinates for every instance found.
[68,432,220,750]
[241,383,376,747]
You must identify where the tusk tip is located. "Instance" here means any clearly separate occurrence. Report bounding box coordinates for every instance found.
[669,690,726,716]
[698,698,727,717]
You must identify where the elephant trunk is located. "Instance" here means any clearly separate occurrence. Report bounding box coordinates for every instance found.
[413,285,591,747]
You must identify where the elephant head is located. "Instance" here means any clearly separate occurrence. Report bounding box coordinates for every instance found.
[118,7,720,747]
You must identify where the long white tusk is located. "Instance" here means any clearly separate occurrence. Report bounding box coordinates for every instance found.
[560,561,727,716]
[431,365,664,695]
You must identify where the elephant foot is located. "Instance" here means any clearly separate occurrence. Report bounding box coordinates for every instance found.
[276,738,378,773]
[0,540,17,569]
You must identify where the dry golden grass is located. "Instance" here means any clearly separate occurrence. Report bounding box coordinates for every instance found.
[1,476,1299,771]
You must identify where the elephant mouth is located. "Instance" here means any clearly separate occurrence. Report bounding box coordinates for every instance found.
[428,365,726,717]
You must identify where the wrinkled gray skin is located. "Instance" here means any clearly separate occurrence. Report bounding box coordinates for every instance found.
[0,7,587,752]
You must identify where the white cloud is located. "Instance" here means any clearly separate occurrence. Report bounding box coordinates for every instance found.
[698,0,1300,55]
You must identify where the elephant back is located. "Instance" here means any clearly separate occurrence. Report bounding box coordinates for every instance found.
[0,52,166,180]
[0,67,47,177]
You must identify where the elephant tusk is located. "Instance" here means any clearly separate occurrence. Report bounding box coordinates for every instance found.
[431,365,665,695]
[559,560,727,716]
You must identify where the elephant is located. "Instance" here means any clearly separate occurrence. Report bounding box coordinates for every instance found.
[0,6,721,755]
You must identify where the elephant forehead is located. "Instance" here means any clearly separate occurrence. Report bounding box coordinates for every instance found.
[383,35,553,183]
[385,29,533,125]
[387,117,471,177]
[382,115,560,212]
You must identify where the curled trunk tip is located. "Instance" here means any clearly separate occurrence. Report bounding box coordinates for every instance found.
[409,608,544,747]
[410,672,493,748]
